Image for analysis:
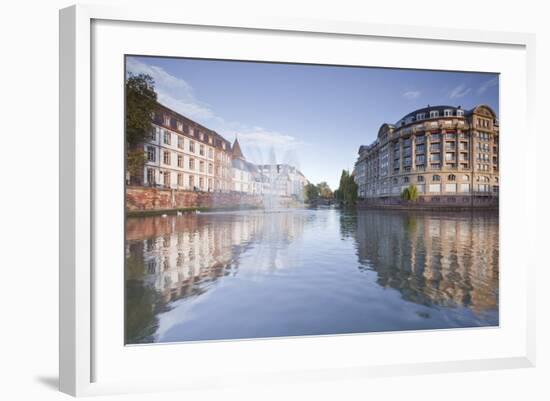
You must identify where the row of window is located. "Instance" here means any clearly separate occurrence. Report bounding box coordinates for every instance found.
[477,153,491,162]
[476,131,492,141]
[146,168,213,191]
[151,127,219,159]
[158,114,226,149]
[147,146,217,174]
[387,183,498,194]
[399,108,465,126]
[393,142,470,156]
[392,174,497,184]
[475,119,491,129]
[477,142,491,151]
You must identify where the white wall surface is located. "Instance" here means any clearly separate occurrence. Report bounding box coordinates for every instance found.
[0,0,548,400]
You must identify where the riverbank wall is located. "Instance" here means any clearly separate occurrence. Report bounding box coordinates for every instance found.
[126,186,262,214]
[357,195,498,211]
[126,186,301,216]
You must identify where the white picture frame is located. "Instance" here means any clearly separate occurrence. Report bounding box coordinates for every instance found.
[59,4,536,397]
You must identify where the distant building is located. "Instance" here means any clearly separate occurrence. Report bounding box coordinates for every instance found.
[257,164,307,199]
[230,138,263,194]
[354,104,499,207]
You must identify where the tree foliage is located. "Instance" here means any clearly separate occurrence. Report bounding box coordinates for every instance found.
[304,183,320,202]
[316,181,333,199]
[127,148,147,183]
[125,73,157,184]
[335,170,358,207]
[401,184,419,201]
[126,73,157,147]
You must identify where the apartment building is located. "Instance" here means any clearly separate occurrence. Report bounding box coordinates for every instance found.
[354,104,499,206]
[140,103,232,192]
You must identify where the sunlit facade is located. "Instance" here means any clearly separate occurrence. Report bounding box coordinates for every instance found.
[354,104,499,207]
[140,103,233,192]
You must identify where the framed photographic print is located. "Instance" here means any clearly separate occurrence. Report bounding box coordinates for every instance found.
[59,4,536,397]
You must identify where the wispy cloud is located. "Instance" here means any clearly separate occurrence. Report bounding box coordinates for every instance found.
[228,127,306,165]
[402,90,421,100]
[126,57,215,120]
[448,84,472,99]
[477,77,498,95]
[126,57,304,161]
[238,129,302,148]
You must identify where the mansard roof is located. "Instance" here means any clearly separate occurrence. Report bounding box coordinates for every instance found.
[396,104,498,125]
[153,102,231,150]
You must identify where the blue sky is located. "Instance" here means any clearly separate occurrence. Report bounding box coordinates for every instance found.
[127,56,499,190]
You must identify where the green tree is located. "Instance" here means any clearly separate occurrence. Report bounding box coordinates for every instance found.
[401,184,419,201]
[316,181,333,199]
[336,170,358,207]
[126,73,158,146]
[126,73,157,184]
[127,148,147,181]
[304,183,320,203]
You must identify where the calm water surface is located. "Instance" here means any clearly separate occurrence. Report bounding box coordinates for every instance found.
[125,208,499,344]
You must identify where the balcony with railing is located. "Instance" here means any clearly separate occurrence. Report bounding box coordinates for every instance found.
[413,124,425,133]
[445,133,456,140]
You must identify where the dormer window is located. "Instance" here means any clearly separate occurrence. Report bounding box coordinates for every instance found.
[163,115,170,126]
[416,113,425,120]
[444,109,453,117]
[430,110,439,118]
[457,109,464,117]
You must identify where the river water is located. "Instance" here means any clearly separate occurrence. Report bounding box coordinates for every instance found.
[125,208,499,344]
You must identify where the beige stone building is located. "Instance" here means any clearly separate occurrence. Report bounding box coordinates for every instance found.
[140,103,232,192]
[354,104,499,207]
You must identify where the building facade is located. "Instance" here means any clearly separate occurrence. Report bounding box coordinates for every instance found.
[230,138,264,195]
[133,102,308,199]
[140,103,232,192]
[354,104,499,207]
[257,164,308,199]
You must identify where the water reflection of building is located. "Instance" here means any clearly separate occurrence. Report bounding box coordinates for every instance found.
[353,210,499,314]
[125,212,307,342]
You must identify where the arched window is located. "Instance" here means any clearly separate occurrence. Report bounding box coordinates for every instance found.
[462,175,469,181]
[432,175,440,181]
[448,174,456,181]
[404,177,409,183]
[417,176,424,182]
[495,177,499,183]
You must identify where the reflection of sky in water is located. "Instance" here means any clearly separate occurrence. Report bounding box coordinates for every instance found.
[125,209,498,344]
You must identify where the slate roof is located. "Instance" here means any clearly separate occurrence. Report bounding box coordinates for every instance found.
[232,138,244,160]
